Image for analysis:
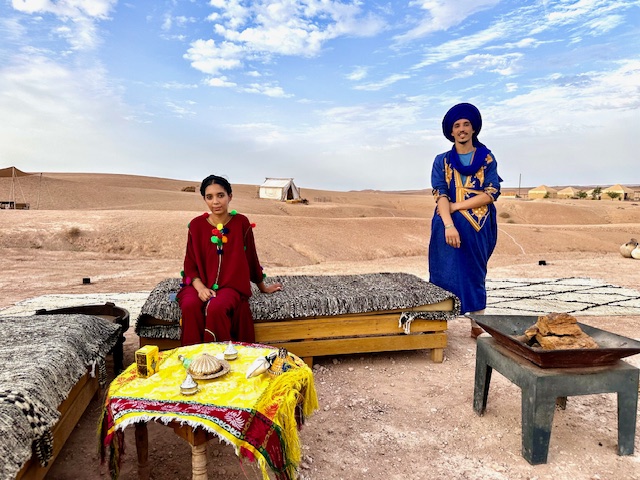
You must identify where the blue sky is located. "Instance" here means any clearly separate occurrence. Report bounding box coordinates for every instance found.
[1,0,638,191]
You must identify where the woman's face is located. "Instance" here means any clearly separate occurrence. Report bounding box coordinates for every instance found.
[203,183,232,216]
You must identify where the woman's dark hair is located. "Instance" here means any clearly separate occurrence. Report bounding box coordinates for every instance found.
[200,175,232,197]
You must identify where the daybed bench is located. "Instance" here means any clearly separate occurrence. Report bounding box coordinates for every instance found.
[0,313,121,480]
[135,273,460,365]
[35,302,130,373]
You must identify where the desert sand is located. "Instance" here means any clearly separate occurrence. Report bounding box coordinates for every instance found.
[1,172,640,480]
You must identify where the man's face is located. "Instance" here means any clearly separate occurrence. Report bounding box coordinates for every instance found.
[451,118,474,145]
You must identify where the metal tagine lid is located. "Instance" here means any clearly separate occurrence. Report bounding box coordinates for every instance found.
[188,353,223,377]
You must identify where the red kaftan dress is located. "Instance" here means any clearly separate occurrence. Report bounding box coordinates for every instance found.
[177,212,264,345]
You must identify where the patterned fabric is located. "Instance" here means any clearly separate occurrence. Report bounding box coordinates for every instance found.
[0,314,121,479]
[99,343,318,480]
[135,273,461,339]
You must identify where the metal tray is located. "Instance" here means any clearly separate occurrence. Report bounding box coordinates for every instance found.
[471,314,640,368]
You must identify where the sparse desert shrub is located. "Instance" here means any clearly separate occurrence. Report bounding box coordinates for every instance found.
[66,226,82,239]
[499,212,510,219]
[606,191,621,200]
[181,186,196,192]
[507,219,515,224]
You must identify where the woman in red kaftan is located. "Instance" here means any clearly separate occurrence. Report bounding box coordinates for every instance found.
[178,175,282,345]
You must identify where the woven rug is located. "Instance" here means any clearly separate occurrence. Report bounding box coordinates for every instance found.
[0,314,121,479]
[486,277,640,316]
[135,273,461,340]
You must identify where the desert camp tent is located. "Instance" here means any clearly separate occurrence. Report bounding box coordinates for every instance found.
[585,188,601,199]
[259,178,301,201]
[557,186,581,199]
[0,166,30,177]
[0,166,33,209]
[528,185,558,199]
[602,184,635,201]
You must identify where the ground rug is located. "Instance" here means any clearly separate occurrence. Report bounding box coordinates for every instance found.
[2,277,640,318]
[486,277,640,316]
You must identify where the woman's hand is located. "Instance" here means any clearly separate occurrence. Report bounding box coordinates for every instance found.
[259,282,283,294]
[196,287,216,302]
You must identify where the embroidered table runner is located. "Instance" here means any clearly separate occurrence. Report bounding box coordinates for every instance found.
[99,342,318,480]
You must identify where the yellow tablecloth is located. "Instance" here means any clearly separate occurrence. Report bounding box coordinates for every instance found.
[99,343,318,480]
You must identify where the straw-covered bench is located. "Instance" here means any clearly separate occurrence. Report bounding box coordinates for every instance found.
[136,273,460,365]
[0,313,120,480]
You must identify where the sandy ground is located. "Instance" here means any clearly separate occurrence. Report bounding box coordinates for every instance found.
[1,172,640,480]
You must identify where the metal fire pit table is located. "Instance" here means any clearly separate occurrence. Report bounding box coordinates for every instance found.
[473,335,639,464]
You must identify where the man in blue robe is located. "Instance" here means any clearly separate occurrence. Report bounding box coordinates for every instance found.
[428,103,502,338]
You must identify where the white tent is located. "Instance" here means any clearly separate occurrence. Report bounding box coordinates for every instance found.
[259,178,301,201]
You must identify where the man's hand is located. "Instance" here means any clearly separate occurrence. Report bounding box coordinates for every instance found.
[445,226,461,248]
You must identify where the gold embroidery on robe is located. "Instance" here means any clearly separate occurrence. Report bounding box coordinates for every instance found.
[454,171,490,232]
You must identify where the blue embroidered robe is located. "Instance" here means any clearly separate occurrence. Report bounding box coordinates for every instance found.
[428,149,501,313]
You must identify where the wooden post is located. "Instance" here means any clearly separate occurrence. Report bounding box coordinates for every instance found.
[191,443,208,480]
[172,423,210,480]
[134,423,150,480]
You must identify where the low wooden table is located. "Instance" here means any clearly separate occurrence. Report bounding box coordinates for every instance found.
[473,336,639,464]
[100,343,317,480]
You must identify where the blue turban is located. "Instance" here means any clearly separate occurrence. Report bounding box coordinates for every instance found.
[442,103,482,145]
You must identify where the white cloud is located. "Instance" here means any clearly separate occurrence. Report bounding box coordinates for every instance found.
[346,66,368,81]
[448,53,523,78]
[1,15,26,39]
[205,76,237,88]
[409,2,634,72]
[188,0,385,81]
[165,101,196,117]
[584,14,624,35]
[491,37,548,49]
[11,0,116,51]
[412,20,510,69]
[12,0,115,18]
[185,39,245,75]
[0,54,138,171]
[489,58,640,137]
[241,82,292,98]
[228,122,288,145]
[353,73,412,91]
[161,81,199,90]
[395,0,502,42]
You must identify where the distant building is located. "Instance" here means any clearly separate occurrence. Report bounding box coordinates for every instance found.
[557,186,581,199]
[602,184,635,201]
[258,178,301,202]
[527,185,558,199]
